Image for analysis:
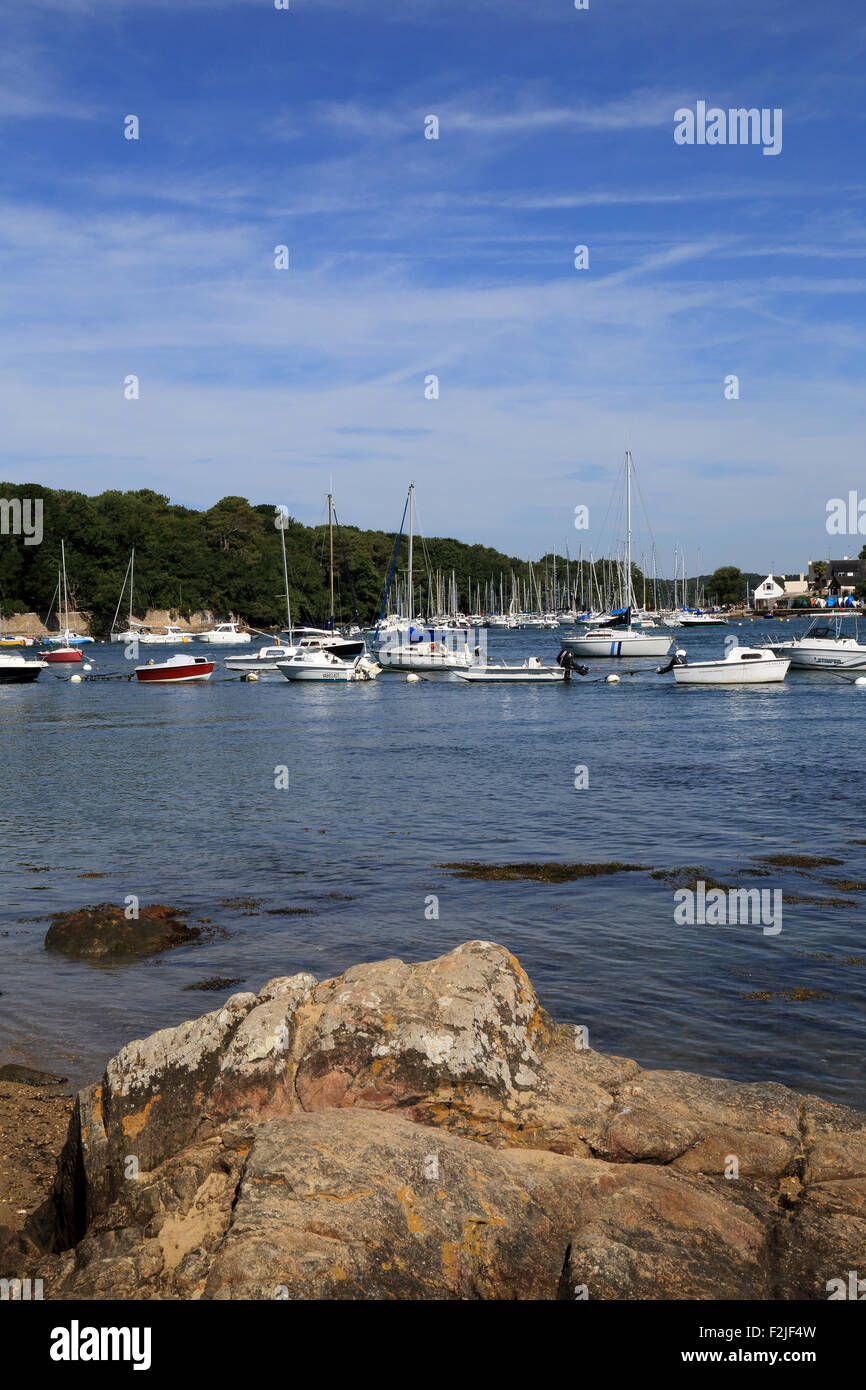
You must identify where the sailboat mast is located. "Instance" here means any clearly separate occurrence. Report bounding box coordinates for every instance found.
[328,492,335,627]
[129,546,135,628]
[278,510,293,640]
[407,483,414,622]
[61,539,69,636]
[625,450,633,611]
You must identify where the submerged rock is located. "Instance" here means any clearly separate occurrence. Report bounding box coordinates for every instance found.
[44,904,200,960]
[5,941,865,1300]
[0,1065,67,1086]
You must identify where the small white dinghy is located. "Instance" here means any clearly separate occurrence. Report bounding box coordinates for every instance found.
[660,646,790,685]
[455,656,568,684]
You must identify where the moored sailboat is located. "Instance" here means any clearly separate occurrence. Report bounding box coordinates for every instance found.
[43,543,84,664]
[559,453,672,661]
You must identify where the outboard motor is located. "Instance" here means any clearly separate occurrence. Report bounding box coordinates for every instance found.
[656,648,688,674]
[557,648,589,676]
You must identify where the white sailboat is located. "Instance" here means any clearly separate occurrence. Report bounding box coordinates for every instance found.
[374,484,479,672]
[110,548,146,642]
[43,543,85,664]
[559,453,673,660]
[226,511,299,674]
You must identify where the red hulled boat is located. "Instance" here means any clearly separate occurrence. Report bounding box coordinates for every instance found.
[135,655,214,684]
[44,646,83,664]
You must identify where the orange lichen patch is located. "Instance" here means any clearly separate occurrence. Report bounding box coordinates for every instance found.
[330,1267,347,1280]
[396,1184,428,1235]
[89,1084,105,1130]
[441,1212,506,1282]
[121,1094,161,1139]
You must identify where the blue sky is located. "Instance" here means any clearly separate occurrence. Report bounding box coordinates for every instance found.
[0,0,864,571]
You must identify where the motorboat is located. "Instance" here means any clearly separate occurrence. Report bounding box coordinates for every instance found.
[197,621,251,645]
[660,646,790,685]
[0,652,47,683]
[376,637,477,672]
[287,628,366,660]
[664,610,728,629]
[277,649,361,681]
[455,657,569,683]
[224,643,297,674]
[764,615,866,671]
[135,655,215,683]
[138,625,195,645]
[0,634,34,647]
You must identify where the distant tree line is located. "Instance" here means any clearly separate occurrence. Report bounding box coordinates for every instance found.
[0,484,777,633]
[0,484,547,634]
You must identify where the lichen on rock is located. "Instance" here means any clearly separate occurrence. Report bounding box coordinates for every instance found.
[4,941,864,1301]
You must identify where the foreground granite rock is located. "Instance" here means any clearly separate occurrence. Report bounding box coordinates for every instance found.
[4,941,864,1299]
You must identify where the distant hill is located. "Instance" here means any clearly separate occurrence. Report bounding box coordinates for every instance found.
[0,484,544,633]
[0,483,772,632]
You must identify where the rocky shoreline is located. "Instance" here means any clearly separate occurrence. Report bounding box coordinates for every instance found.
[1,940,863,1300]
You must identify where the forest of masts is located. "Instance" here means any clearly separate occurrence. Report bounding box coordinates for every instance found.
[383,547,716,621]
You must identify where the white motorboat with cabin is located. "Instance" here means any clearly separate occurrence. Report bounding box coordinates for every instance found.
[376,634,477,672]
[664,610,728,629]
[764,614,866,671]
[0,651,47,683]
[138,625,194,645]
[281,626,365,660]
[660,646,790,685]
[224,643,295,674]
[197,621,251,645]
[277,649,361,682]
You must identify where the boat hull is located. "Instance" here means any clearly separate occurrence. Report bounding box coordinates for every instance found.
[278,665,355,681]
[43,648,83,664]
[768,643,866,670]
[456,666,566,683]
[377,649,474,671]
[561,631,672,658]
[198,630,251,645]
[135,658,214,683]
[0,662,46,683]
[673,658,790,685]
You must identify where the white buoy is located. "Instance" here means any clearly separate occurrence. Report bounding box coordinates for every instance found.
[855,677,866,687]
[245,672,259,683]
[70,673,83,683]
[407,673,420,683]
[83,663,92,671]
[605,673,620,684]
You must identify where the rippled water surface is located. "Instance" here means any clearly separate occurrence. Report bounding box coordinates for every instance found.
[1,619,863,1107]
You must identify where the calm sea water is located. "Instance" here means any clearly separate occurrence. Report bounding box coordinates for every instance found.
[1,618,864,1108]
